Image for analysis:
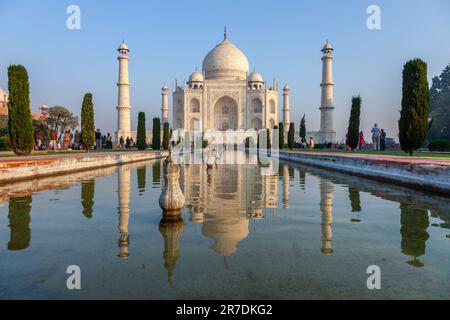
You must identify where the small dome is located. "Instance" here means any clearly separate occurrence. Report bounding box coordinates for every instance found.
[322,42,333,51]
[202,39,249,80]
[188,71,204,83]
[118,42,129,51]
[283,84,290,91]
[248,71,263,83]
[162,84,169,90]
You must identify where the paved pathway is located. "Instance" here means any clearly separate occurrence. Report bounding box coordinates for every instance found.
[284,150,450,166]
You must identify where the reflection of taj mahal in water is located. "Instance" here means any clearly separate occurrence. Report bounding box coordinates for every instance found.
[115,154,336,284]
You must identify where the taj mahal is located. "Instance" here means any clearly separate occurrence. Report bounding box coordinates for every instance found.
[115,29,336,144]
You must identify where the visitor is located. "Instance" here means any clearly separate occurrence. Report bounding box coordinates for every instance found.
[74,130,81,149]
[130,137,135,148]
[119,136,125,149]
[56,139,61,151]
[380,129,386,151]
[126,137,131,149]
[106,133,112,149]
[371,123,381,151]
[95,129,102,150]
[49,129,57,150]
[309,137,315,150]
[359,131,365,150]
[64,130,72,150]
[35,128,43,150]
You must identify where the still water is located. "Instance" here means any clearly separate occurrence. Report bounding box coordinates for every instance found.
[0,152,450,299]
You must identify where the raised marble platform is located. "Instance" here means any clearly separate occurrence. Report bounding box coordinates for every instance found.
[0,151,167,184]
[279,151,450,196]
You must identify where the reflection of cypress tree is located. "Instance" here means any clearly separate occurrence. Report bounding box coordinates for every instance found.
[348,187,362,212]
[81,179,95,219]
[299,169,306,190]
[288,167,295,179]
[137,166,146,195]
[8,196,32,251]
[400,203,430,268]
[152,162,161,185]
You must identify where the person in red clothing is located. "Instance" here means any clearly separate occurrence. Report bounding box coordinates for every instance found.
[359,131,365,150]
[49,130,57,150]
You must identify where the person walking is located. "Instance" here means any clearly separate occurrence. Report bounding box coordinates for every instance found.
[49,129,57,150]
[64,130,72,150]
[119,136,124,149]
[106,133,112,149]
[371,123,381,151]
[74,130,81,149]
[380,129,386,151]
[35,128,44,150]
[309,137,315,150]
[359,131,365,150]
[95,129,102,150]
[126,137,131,149]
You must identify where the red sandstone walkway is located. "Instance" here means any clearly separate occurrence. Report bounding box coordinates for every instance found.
[0,151,153,163]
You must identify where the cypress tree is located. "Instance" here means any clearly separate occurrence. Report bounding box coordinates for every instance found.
[288,123,295,149]
[7,65,34,155]
[136,112,147,150]
[300,114,306,143]
[152,118,161,150]
[163,122,170,150]
[278,122,284,149]
[399,59,430,156]
[347,95,361,151]
[267,128,271,150]
[81,93,95,151]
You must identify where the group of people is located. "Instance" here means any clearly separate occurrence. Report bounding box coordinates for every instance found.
[34,128,112,151]
[345,124,387,151]
[370,123,387,151]
[118,136,136,149]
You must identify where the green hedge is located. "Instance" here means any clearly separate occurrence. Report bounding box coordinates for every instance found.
[428,139,450,151]
[0,135,11,151]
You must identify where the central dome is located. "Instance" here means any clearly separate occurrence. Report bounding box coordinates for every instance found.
[202,39,249,80]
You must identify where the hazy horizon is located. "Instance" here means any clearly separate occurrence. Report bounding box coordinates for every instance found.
[1,0,449,141]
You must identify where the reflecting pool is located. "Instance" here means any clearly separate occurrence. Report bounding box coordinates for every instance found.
[0,152,450,299]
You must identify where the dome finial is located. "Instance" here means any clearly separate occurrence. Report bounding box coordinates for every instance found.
[224,26,227,40]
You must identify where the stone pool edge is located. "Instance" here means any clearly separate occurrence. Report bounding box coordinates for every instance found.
[277,151,450,196]
[0,151,168,185]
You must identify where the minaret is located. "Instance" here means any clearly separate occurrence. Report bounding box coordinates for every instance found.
[319,41,336,143]
[161,84,169,124]
[282,84,291,134]
[116,42,131,142]
[117,166,131,259]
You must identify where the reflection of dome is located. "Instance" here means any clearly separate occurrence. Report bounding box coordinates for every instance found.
[248,70,263,83]
[202,217,249,256]
[188,71,204,83]
[202,39,249,80]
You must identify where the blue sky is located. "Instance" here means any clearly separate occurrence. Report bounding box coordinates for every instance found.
[0,0,449,141]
